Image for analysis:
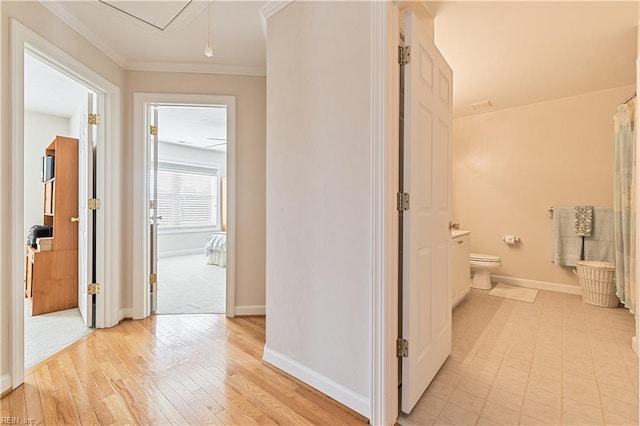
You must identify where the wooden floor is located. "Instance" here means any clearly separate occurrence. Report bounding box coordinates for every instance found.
[1,315,368,425]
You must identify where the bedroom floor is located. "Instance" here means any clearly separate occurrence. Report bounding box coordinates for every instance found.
[24,298,93,370]
[157,253,226,314]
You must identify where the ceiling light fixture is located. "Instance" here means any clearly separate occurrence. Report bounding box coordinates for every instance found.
[204,0,213,58]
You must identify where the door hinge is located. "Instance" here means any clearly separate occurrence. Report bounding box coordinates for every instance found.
[88,283,100,295]
[397,338,409,358]
[398,45,411,66]
[88,198,102,210]
[88,114,101,125]
[397,192,410,212]
[150,125,158,136]
[149,273,157,285]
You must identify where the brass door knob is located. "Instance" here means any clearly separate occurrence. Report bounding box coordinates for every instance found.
[71,217,79,223]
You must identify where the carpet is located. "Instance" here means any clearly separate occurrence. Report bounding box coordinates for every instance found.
[24,299,93,370]
[488,283,538,303]
[156,253,226,314]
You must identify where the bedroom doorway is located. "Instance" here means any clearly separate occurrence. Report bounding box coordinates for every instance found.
[148,104,229,315]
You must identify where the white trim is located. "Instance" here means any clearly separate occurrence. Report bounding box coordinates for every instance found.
[260,1,294,21]
[126,61,266,77]
[263,346,370,418]
[133,93,236,320]
[632,336,638,356]
[119,308,133,320]
[234,305,266,316]
[1,374,12,395]
[491,275,582,295]
[370,1,391,425]
[40,1,128,68]
[158,248,202,258]
[10,19,121,389]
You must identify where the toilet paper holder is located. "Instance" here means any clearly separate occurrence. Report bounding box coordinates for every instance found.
[502,235,521,244]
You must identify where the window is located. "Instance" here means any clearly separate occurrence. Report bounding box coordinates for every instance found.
[153,162,218,228]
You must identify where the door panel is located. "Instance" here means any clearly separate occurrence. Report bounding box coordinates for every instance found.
[401,9,453,414]
[77,92,95,327]
[149,106,159,313]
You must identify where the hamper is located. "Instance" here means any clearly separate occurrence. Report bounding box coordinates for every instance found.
[574,261,618,307]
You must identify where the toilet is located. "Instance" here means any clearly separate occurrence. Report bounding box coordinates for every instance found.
[470,253,502,289]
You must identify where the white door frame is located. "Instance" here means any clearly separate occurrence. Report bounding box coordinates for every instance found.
[132,93,236,319]
[370,1,398,424]
[9,19,121,389]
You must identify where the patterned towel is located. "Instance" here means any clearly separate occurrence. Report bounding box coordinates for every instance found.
[575,206,594,237]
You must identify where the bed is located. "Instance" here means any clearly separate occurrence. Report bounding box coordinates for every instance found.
[204,232,227,267]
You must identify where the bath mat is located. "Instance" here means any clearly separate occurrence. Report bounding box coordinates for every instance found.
[488,283,538,303]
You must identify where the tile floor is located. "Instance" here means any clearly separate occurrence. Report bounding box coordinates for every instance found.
[401,288,639,426]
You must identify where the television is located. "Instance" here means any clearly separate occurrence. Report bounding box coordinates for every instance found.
[41,155,55,182]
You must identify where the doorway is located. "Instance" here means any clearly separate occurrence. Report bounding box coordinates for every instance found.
[22,52,96,369]
[132,93,236,319]
[149,105,228,315]
[9,19,122,392]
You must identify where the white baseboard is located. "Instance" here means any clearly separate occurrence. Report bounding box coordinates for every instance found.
[234,305,266,316]
[1,373,12,395]
[158,248,202,258]
[491,275,582,295]
[119,308,133,320]
[263,346,370,418]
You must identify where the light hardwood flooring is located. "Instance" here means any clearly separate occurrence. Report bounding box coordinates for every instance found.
[1,315,368,425]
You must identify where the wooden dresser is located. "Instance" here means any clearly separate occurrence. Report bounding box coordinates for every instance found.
[25,136,79,316]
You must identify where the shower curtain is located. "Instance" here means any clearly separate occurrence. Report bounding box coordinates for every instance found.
[614,97,636,314]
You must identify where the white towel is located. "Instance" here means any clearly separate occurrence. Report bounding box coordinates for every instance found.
[584,207,615,262]
[552,207,582,266]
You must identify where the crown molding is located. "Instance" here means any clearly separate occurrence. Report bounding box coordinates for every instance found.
[39,0,129,68]
[125,61,266,77]
[260,1,294,21]
[38,1,267,77]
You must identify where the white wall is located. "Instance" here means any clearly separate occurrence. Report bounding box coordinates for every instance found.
[264,1,372,417]
[157,141,226,256]
[23,111,70,243]
[1,1,125,391]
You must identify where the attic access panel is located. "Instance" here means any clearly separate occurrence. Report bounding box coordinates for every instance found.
[99,1,191,31]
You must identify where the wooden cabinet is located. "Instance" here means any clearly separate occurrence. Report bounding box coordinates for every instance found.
[450,231,471,308]
[25,136,79,316]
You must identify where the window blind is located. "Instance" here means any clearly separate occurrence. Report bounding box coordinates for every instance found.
[152,162,218,228]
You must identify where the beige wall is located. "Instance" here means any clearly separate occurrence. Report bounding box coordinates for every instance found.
[1,2,266,389]
[122,71,266,310]
[452,84,635,287]
[1,1,125,386]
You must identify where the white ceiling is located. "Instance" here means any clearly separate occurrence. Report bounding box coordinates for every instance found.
[42,0,267,75]
[24,53,89,118]
[35,1,639,118]
[425,1,639,117]
[158,106,227,151]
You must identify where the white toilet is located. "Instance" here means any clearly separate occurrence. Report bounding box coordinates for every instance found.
[470,253,502,289]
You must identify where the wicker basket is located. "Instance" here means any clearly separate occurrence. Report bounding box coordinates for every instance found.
[574,261,618,307]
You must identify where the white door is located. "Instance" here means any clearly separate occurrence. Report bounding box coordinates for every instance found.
[149,106,159,313]
[401,9,454,414]
[77,92,96,327]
